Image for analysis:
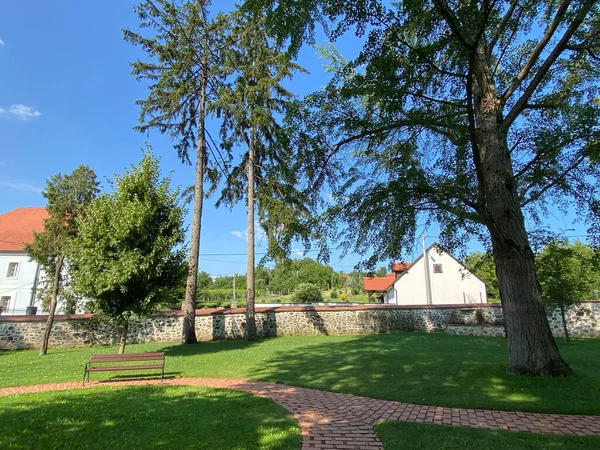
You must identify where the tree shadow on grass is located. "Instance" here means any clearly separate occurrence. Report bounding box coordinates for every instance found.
[249,333,600,415]
[0,385,301,450]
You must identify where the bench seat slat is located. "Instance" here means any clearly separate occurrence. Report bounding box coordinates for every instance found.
[90,354,164,362]
[87,364,164,372]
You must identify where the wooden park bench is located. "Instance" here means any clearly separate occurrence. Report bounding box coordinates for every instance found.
[83,352,165,384]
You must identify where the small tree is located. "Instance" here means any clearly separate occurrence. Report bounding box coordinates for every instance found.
[293,283,323,303]
[26,166,99,356]
[537,240,591,343]
[69,151,186,354]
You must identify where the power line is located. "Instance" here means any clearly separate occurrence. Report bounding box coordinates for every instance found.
[0,281,34,296]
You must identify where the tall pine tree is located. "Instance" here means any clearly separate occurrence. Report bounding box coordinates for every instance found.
[124,0,230,343]
[216,10,306,340]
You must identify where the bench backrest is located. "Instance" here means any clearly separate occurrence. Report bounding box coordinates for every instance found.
[89,352,165,363]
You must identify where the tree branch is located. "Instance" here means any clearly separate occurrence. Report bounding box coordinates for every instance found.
[504,1,594,127]
[502,0,572,102]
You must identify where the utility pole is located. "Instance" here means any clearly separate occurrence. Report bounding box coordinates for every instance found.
[232,273,237,308]
[423,234,432,305]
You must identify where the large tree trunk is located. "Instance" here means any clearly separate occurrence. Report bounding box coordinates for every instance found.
[245,128,257,341]
[472,46,571,376]
[118,320,129,354]
[40,255,63,356]
[182,51,209,345]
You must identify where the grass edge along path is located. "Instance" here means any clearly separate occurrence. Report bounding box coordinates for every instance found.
[1,377,600,450]
[375,420,600,450]
[0,383,301,450]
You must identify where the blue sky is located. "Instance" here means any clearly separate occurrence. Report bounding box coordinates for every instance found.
[0,1,587,275]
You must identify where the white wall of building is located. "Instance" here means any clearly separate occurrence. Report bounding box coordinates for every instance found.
[0,251,40,315]
[386,247,487,305]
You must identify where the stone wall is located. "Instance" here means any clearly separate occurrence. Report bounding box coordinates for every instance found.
[0,302,598,350]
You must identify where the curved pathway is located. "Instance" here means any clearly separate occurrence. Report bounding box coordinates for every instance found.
[2,378,600,449]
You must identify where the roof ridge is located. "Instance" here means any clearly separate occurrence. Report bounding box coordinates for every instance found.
[0,206,46,218]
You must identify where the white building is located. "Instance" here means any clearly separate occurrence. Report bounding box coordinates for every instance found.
[363,244,488,305]
[0,208,47,315]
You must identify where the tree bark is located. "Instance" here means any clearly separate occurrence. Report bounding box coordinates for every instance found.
[472,43,571,376]
[118,320,129,354]
[245,127,257,341]
[560,304,570,344]
[182,43,209,345]
[40,255,63,356]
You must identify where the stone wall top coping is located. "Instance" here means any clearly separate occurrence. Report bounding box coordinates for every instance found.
[0,302,504,322]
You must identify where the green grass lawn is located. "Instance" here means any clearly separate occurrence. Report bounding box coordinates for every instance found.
[0,385,301,450]
[375,421,598,449]
[2,333,600,415]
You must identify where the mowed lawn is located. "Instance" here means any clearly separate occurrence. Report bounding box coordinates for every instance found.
[376,421,599,450]
[1,333,600,415]
[0,385,301,449]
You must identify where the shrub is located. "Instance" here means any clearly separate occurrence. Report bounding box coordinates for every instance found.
[351,287,362,295]
[340,292,348,302]
[330,290,338,299]
[293,283,323,303]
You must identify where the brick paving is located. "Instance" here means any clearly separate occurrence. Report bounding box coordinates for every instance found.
[2,378,600,449]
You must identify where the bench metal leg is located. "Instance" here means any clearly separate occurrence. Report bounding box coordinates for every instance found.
[161,364,165,380]
[83,363,89,385]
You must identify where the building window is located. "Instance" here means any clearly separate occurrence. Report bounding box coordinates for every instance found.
[6,262,19,279]
[0,295,10,312]
[433,263,443,274]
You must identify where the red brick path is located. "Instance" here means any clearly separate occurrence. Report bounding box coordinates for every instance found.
[2,378,600,449]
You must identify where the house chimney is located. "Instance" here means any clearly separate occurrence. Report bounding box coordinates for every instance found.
[391,262,409,279]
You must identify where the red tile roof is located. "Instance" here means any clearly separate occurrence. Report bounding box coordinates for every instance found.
[0,207,48,251]
[363,274,396,292]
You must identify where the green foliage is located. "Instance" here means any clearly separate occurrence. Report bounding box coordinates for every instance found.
[269,258,335,293]
[25,165,99,311]
[68,151,186,323]
[214,9,310,262]
[339,292,348,302]
[329,290,338,299]
[537,240,599,307]
[465,252,500,302]
[124,0,229,177]
[244,0,600,265]
[292,283,323,303]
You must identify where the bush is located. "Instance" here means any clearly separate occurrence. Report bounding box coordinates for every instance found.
[351,287,362,295]
[293,283,323,303]
[339,292,348,302]
[330,290,338,299]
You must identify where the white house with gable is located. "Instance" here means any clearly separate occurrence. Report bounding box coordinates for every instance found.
[0,208,47,315]
[364,243,488,305]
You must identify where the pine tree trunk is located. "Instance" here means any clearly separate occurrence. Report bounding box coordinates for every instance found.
[245,128,257,341]
[560,304,570,344]
[472,46,571,376]
[40,255,63,356]
[182,48,209,345]
[118,320,129,354]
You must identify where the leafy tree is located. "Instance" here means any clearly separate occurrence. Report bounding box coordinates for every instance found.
[215,10,306,340]
[124,0,230,344]
[68,151,186,354]
[293,283,323,303]
[537,240,598,343]
[245,0,600,376]
[465,252,500,302]
[197,271,213,289]
[375,267,388,277]
[26,166,99,356]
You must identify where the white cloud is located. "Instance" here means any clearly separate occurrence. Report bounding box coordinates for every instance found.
[292,248,304,257]
[0,181,43,194]
[0,37,4,46]
[0,104,41,121]
[231,230,245,240]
